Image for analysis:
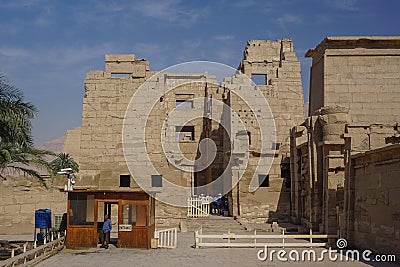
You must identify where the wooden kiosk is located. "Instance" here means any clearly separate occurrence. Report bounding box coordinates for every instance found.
[65,190,155,249]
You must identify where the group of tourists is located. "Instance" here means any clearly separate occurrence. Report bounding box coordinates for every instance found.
[209,193,228,216]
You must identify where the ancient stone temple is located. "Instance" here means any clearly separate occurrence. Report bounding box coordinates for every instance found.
[225,39,304,224]
[2,36,399,259]
[290,36,400,257]
[60,38,305,247]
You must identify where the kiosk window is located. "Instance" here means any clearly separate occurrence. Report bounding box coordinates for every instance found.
[69,194,94,226]
[122,204,146,226]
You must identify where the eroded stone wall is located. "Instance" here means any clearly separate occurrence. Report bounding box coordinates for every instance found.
[229,38,304,224]
[74,40,305,227]
[0,177,66,234]
[78,54,151,190]
[143,73,224,227]
[347,144,400,259]
[62,126,81,165]
[307,36,400,123]
[291,112,400,234]
[77,57,229,227]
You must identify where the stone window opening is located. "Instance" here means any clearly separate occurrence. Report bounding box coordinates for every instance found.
[272,142,281,150]
[176,100,193,109]
[175,94,194,109]
[175,126,195,141]
[247,131,251,145]
[111,73,131,78]
[151,175,163,187]
[281,163,291,188]
[251,74,267,85]
[120,174,131,187]
[258,174,270,187]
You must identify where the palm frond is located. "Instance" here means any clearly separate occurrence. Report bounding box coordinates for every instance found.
[0,75,54,186]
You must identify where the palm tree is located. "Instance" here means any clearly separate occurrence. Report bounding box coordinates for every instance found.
[0,144,53,182]
[0,75,36,147]
[0,75,54,185]
[50,153,79,175]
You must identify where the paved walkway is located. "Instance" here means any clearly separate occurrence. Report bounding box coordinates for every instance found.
[36,233,398,267]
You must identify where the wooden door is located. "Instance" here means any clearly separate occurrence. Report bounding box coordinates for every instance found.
[118,199,149,248]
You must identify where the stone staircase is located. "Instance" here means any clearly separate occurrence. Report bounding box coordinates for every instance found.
[182,215,247,234]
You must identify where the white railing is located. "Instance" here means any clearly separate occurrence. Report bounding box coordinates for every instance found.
[194,227,336,248]
[187,197,211,218]
[0,235,65,267]
[154,228,178,248]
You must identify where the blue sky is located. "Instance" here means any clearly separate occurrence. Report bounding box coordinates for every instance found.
[0,0,399,145]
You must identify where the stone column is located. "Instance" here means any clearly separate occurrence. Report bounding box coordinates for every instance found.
[289,125,307,224]
[318,106,348,240]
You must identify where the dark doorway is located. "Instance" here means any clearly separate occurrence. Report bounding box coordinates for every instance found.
[97,201,118,246]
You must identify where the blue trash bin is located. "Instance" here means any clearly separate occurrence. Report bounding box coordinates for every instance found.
[35,209,52,228]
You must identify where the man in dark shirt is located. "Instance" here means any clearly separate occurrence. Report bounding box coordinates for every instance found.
[100,214,112,249]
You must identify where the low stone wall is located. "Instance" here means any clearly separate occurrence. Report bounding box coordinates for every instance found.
[0,177,66,235]
[155,202,186,229]
[349,144,400,259]
[237,179,291,224]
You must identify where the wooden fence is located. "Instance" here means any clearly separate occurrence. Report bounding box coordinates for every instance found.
[0,235,65,267]
[194,227,336,248]
[187,197,211,218]
[154,228,178,248]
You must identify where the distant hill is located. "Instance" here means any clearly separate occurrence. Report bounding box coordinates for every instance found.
[25,135,66,176]
[37,135,65,154]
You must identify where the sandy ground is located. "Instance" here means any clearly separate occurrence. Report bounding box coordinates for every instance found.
[29,233,398,267]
